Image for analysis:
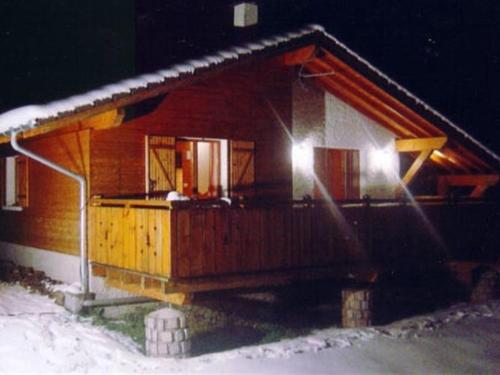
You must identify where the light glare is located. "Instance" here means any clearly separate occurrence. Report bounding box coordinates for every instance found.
[371,147,394,172]
[292,142,313,172]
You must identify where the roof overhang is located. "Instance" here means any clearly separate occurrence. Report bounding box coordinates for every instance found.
[0,24,498,174]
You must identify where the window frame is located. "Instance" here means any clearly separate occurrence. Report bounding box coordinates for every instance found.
[1,155,29,211]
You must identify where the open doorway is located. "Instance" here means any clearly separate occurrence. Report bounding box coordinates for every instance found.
[175,139,222,198]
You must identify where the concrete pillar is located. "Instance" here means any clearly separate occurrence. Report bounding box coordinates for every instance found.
[145,307,190,358]
[341,287,373,328]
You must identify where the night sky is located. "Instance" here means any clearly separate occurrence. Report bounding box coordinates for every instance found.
[1,0,499,153]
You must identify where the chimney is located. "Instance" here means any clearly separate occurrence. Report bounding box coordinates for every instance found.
[233,3,258,28]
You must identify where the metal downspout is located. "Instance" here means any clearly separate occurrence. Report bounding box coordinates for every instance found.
[10,131,90,296]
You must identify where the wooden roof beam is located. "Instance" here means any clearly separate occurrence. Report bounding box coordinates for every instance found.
[309,58,429,138]
[319,49,443,137]
[444,148,484,173]
[430,150,470,173]
[306,63,417,138]
[437,174,499,198]
[396,137,448,194]
[439,174,499,186]
[396,137,447,152]
[429,152,455,173]
[80,108,125,130]
[319,49,494,173]
[450,142,494,171]
[281,45,317,65]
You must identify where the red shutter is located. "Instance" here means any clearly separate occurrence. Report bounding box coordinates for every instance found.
[314,147,360,200]
[344,150,360,199]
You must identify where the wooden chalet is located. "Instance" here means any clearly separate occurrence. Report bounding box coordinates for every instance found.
[0,25,498,304]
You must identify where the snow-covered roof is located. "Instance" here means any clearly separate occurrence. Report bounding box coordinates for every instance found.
[0,25,321,135]
[0,24,498,165]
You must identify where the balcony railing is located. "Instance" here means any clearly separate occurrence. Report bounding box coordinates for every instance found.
[89,196,498,283]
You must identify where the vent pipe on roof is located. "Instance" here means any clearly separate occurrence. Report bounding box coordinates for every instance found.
[234,2,258,27]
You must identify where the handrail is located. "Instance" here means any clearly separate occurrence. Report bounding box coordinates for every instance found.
[90,197,173,209]
[90,194,497,211]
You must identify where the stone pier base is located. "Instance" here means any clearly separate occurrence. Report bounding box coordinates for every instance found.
[145,307,191,358]
[341,287,373,328]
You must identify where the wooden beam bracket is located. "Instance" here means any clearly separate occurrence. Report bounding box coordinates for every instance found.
[395,136,447,152]
[437,174,499,198]
[396,136,447,194]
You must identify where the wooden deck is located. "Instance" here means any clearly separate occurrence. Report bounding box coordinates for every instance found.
[88,197,499,303]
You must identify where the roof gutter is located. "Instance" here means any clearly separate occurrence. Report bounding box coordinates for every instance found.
[10,131,90,296]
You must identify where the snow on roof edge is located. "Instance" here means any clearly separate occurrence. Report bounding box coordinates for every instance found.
[0,24,322,136]
[0,23,497,165]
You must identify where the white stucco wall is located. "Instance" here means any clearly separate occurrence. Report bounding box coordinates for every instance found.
[0,241,131,299]
[292,80,400,199]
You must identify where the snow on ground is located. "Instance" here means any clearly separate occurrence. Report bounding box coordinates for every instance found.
[0,282,499,374]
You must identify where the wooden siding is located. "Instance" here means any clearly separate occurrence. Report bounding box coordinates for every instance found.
[0,130,90,255]
[0,60,293,257]
[90,128,145,197]
[90,60,293,198]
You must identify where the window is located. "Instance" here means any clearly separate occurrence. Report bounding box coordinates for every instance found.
[146,135,231,199]
[175,139,221,198]
[0,155,29,209]
[314,148,360,200]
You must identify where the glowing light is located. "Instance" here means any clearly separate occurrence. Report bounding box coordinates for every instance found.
[292,142,313,172]
[432,149,458,165]
[432,149,445,158]
[371,147,395,172]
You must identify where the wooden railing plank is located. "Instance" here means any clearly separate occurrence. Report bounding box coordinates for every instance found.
[163,210,171,276]
[177,209,191,278]
[125,208,137,271]
[147,209,156,275]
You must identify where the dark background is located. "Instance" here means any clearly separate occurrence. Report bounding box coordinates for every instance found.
[1,0,498,152]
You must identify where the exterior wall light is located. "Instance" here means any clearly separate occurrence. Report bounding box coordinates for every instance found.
[292,141,313,172]
[371,147,395,173]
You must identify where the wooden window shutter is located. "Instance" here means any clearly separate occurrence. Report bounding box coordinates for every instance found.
[313,147,328,199]
[343,150,360,199]
[230,140,255,197]
[313,148,360,200]
[15,156,28,207]
[147,135,176,193]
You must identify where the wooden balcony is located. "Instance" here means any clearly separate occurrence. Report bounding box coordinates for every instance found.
[88,196,499,303]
